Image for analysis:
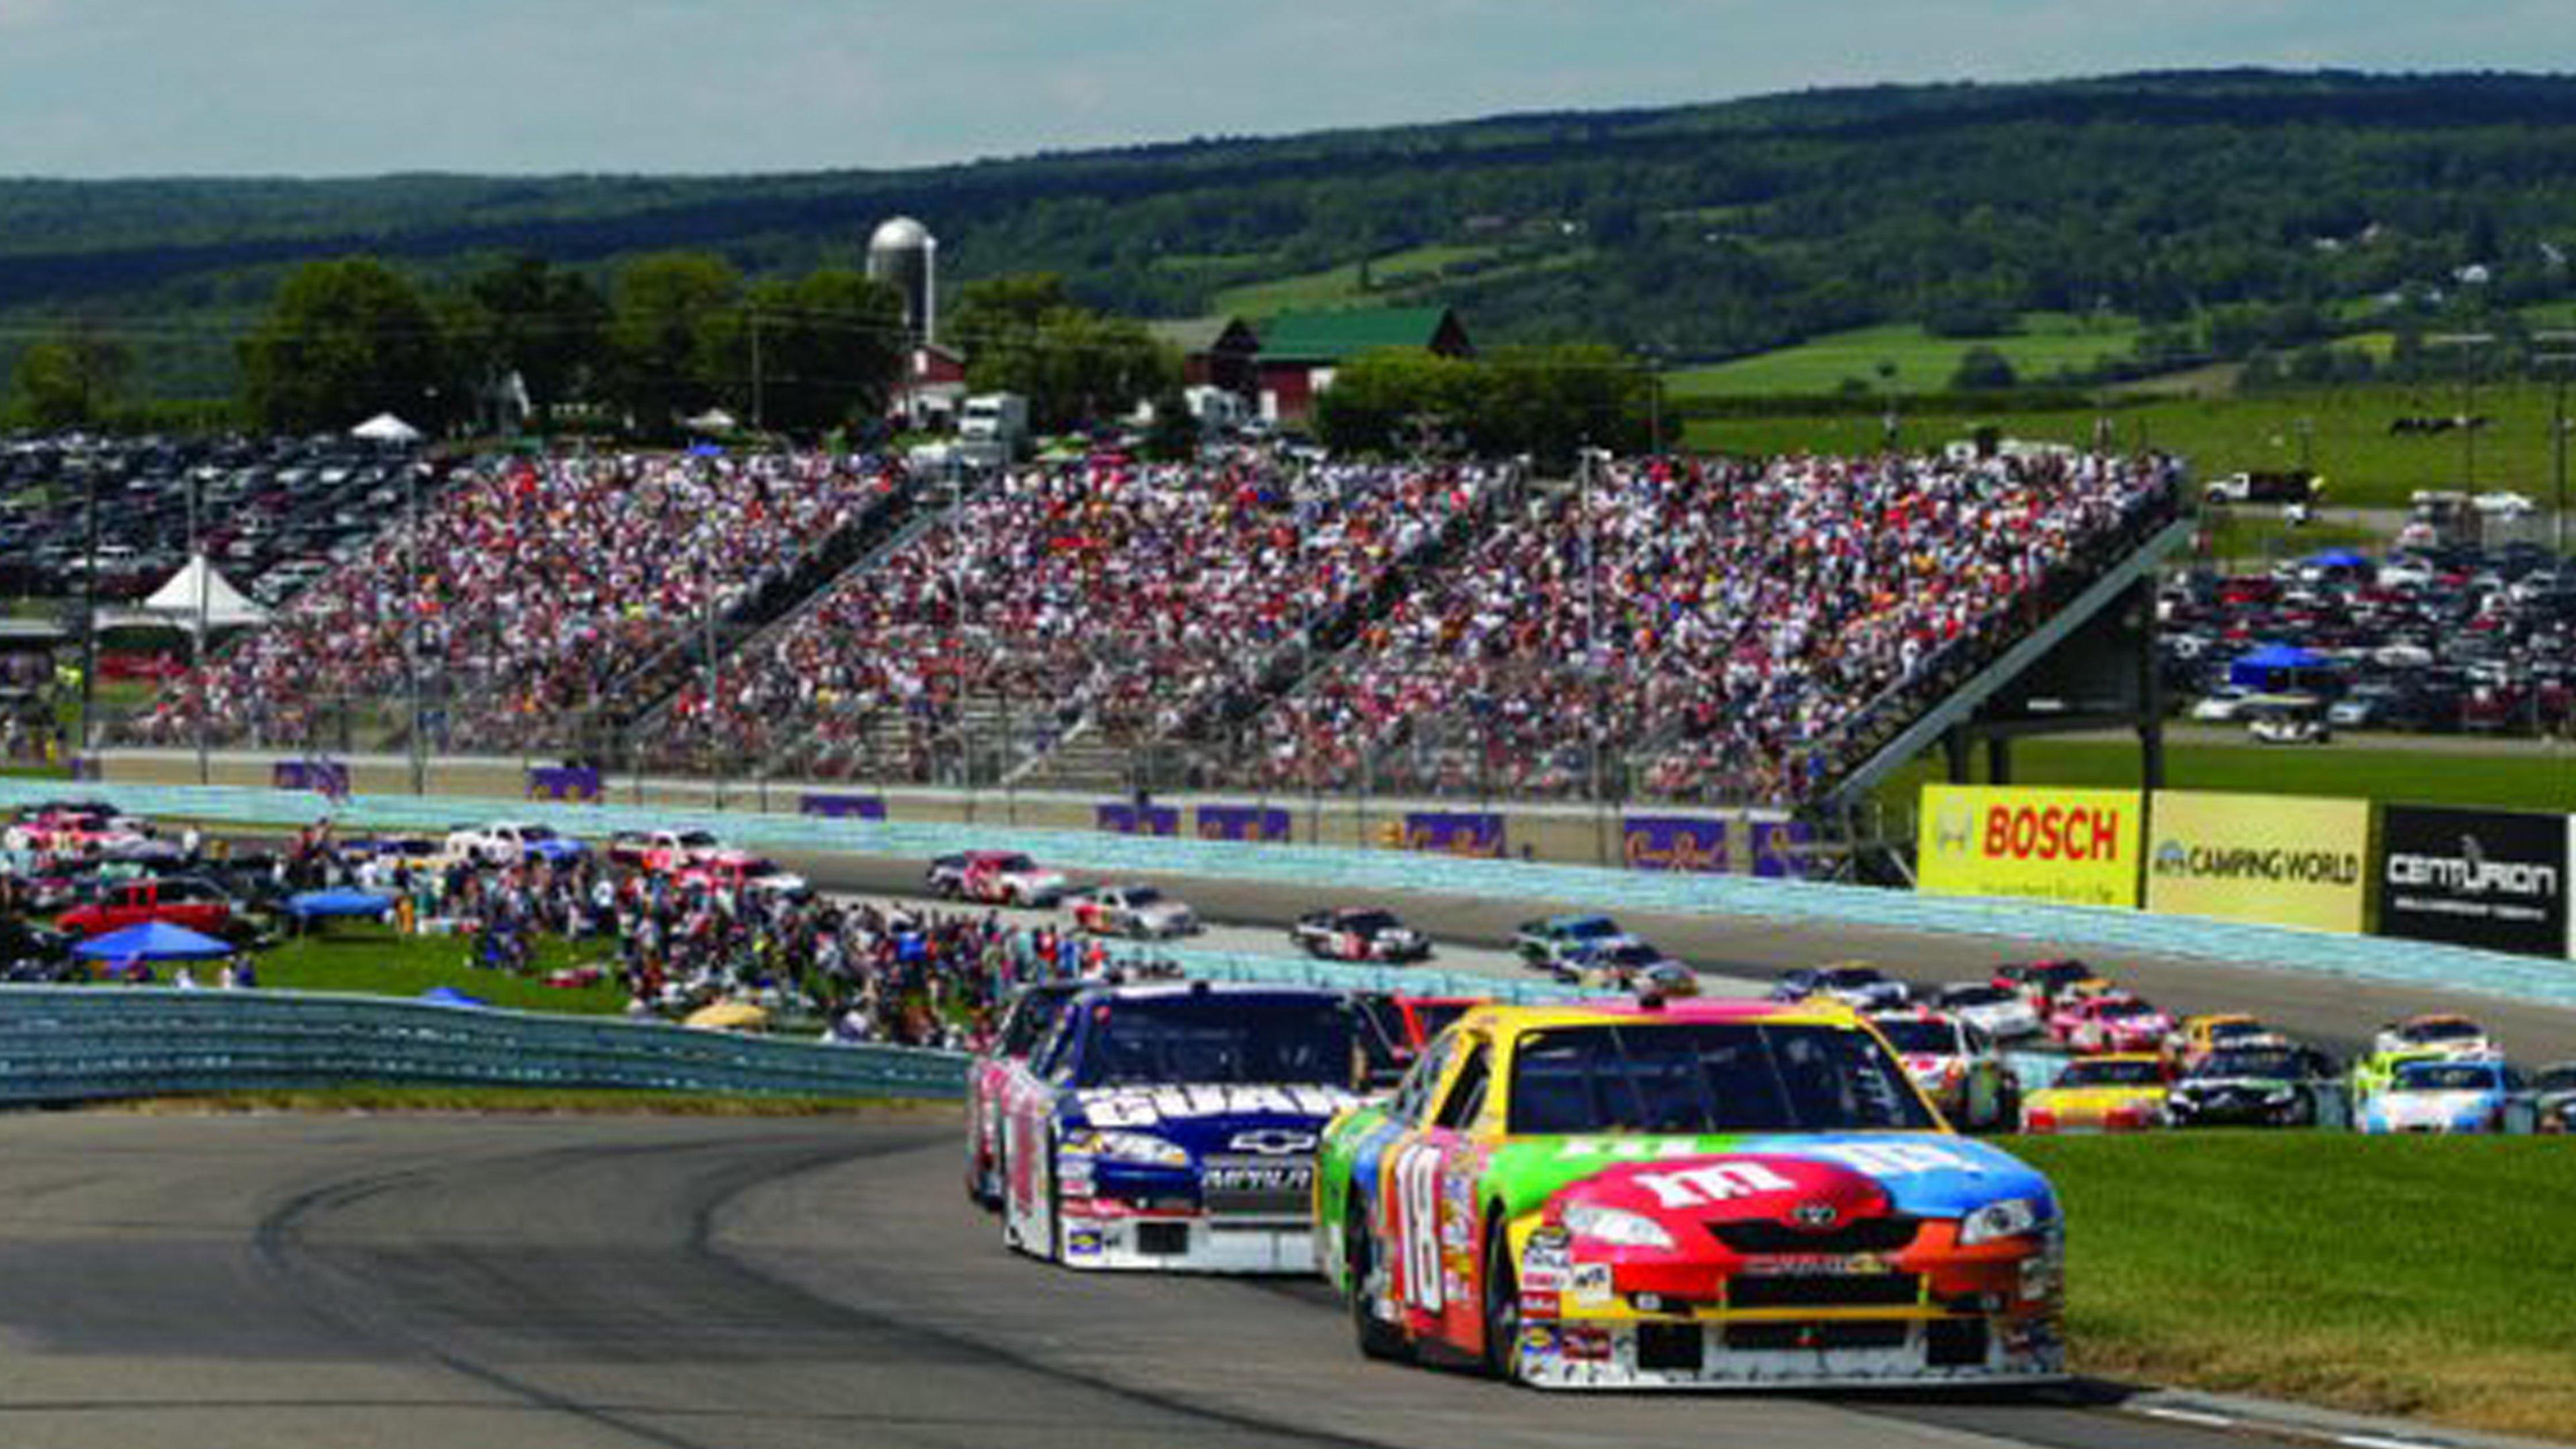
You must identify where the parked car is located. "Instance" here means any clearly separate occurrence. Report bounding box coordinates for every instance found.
[55,874,236,941]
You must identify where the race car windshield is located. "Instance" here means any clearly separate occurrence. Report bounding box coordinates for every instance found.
[2395,1062,2500,1091]
[1344,911,1400,933]
[1079,998,1356,1088]
[2096,1000,2157,1020]
[998,985,1081,1056]
[2404,1019,2481,1042]
[2190,1049,2303,1079]
[1821,967,1887,987]
[678,830,719,848]
[993,855,1036,873]
[1505,1023,1937,1135]
[2208,1021,2265,1041]
[1870,1019,1957,1054]
[1122,888,1163,905]
[1411,1002,1471,1040]
[1943,986,2013,1008]
[1564,918,1621,940]
[2057,1059,2165,1087]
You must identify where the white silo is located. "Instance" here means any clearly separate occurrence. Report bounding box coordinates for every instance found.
[867,216,937,345]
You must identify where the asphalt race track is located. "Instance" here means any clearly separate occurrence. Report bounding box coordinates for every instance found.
[777,847,2576,1065]
[0,1112,2331,1449]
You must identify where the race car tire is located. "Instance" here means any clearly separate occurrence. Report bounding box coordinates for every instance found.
[2284,1087,2316,1128]
[1481,1220,1521,1383]
[1345,1195,1410,1362]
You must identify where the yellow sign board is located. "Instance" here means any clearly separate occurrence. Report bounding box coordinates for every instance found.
[1918,785,2143,908]
[2144,791,2370,934]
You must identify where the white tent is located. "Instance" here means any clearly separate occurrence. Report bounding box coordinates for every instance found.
[351,412,423,444]
[97,555,270,634]
[684,407,739,433]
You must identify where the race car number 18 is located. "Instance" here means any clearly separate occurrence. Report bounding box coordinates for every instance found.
[1393,1142,1444,1312]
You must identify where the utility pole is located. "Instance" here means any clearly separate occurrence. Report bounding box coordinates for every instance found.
[2427,333,2495,496]
[2534,333,2576,556]
[405,462,425,795]
[189,469,209,784]
[78,463,96,755]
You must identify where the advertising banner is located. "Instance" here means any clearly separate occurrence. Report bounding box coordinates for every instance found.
[1095,803,1180,837]
[1917,785,2143,908]
[1403,811,1507,858]
[1196,804,1292,843]
[272,759,350,800]
[1623,816,1728,873]
[2145,792,2370,934]
[1752,820,1815,879]
[525,766,602,804]
[798,794,888,821]
[2377,804,2568,957]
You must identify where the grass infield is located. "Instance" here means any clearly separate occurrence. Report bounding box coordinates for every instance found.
[97,1087,942,1115]
[1888,738,2576,813]
[248,922,629,1015]
[2011,1134,2576,1440]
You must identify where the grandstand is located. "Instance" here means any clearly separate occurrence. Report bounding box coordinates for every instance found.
[107,440,2184,815]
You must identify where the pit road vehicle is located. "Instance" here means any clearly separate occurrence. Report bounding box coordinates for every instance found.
[997,981,1362,1271]
[1291,906,1432,963]
[966,981,1083,1208]
[1317,998,2065,1388]
[2019,1055,2170,1134]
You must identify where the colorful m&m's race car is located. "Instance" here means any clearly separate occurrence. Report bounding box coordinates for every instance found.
[1316,998,2065,1389]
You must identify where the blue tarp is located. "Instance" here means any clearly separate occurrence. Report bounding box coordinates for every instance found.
[2306,547,2371,569]
[285,888,396,920]
[72,921,233,962]
[419,986,488,1008]
[2228,642,2332,688]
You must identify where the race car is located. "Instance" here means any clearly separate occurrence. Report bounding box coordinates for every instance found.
[2160,1013,2285,1071]
[2047,991,2176,1055]
[672,851,810,900]
[1066,883,1201,939]
[335,835,446,873]
[1291,906,1432,963]
[1769,962,1909,1012]
[2359,1058,2527,1134]
[1865,1008,2019,1132]
[1317,997,2065,1388]
[606,827,727,871]
[1577,941,1693,993]
[1990,959,2107,1014]
[3,804,152,857]
[1931,983,2043,1042]
[2020,1055,2170,1133]
[926,850,1071,907]
[996,981,1363,1271]
[1350,993,1486,1086]
[2163,1044,2341,1128]
[1513,914,1640,973]
[966,981,1084,1208]
[2370,1014,2496,1062]
[443,820,587,867]
[2532,1063,2576,1134]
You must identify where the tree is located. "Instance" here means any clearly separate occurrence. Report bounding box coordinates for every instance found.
[605,251,742,435]
[724,269,908,434]
[1311,349,1491,455]
[455,254,608,431]
[1481,343,1652,466]
[1949,344,2019,391]
[947,275,1177,431]
[10,328,131,429]
[238,257,453,433]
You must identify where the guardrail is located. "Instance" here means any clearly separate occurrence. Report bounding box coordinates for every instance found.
[0,986,967,1106]
[12,779,2576,1012]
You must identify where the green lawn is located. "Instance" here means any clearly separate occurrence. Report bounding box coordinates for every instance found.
[248,924,630,1015]
[2014,1134,2576,1439]
[1664,313,2147,399]
[1683,380,2575,512]
[1887,738,2576,813]
[108,1086,902,1114]
[2196,511,2381,566]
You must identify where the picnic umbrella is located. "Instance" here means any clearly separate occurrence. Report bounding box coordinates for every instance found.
[71,921,233,963]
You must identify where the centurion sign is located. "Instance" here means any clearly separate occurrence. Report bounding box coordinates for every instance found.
[2376,805,2568,957]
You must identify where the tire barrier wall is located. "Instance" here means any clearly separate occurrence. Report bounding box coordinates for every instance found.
[0,985,968,1106]
[10,780,2576,1011]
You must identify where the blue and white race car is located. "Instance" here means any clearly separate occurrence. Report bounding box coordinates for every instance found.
[995,981,1364,1272]
[2359,1057,2526,1134]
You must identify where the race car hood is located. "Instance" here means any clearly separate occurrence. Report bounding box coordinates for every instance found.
[1486,1132,2051,1229]
[1064,1083,1364,1157]
[2025,1085,2163,1116]
[2171,1074,2300,1097]
[2372,1089,2499,1126]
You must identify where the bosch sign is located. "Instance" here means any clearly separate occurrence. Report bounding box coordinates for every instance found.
[1918,786,2144,908]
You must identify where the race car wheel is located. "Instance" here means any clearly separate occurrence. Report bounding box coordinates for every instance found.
[1481,1220,1521,1382]
[1346,1195,1410,1362]
[2284,1087,2316,1128]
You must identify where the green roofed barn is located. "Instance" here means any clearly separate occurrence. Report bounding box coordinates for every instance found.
[1254,306,1472,425]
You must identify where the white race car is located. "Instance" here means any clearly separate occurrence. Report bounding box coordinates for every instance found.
[1934,981,2044,1041]
[1067,883,1201,939]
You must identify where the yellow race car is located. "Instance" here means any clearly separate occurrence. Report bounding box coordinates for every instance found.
[2019,1055,2170,1134]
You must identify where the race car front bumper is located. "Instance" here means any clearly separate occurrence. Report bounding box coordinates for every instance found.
[1513,1311,2065,1389]
[1055,1208,1314,1273]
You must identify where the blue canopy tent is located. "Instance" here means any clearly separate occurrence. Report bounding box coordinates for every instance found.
[72,921,234,963]
[286,888,396,922]
[419,986,488,1008]
[2305,547,2371,570]
[2228,642,2334,692]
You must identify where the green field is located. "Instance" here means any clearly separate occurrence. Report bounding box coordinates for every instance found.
[246,924,630,1015]
[1888,738,2576,813]
[1682,380,2575,512]
[2196,511,2381,565]
[1664,313,2147,398]
[107,1086,897,1114]
[2016,1134,2576,1439]
[1213,244,1503,317]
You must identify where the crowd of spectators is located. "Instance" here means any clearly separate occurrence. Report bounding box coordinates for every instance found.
[648,454,1503,780]
[1222,447,2180,804]
[123,451,900,754]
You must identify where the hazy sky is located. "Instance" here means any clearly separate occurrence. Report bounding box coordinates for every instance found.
[0,0,2567,178]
